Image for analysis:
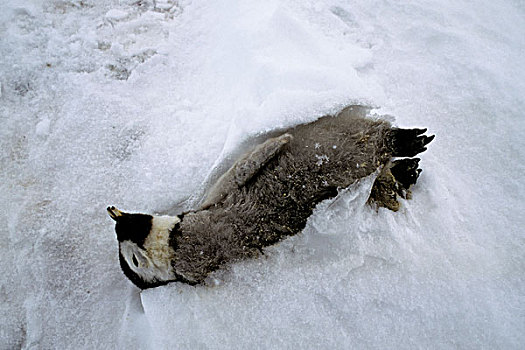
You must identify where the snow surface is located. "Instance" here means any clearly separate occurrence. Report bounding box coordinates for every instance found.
[1,0,524,348]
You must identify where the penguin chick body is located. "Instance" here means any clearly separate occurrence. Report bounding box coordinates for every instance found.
[108,105,434,288]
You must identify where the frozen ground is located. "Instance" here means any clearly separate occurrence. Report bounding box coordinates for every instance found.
[1,0,524,348]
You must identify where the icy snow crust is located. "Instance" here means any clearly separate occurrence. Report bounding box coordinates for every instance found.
[1,0,524,348]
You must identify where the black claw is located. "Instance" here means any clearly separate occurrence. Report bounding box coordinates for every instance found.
[422,135,435,146]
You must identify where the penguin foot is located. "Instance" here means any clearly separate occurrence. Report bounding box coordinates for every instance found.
[367,157,423,211]
[390,158,421,195]
[387,128,434,157]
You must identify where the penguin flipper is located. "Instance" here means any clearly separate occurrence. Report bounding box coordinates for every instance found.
[200,133,292,209]
[233,133,293,185]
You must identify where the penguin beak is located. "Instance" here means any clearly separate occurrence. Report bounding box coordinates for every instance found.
[107,206,123,221]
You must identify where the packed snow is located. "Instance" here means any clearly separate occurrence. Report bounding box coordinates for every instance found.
[1,0,524,349]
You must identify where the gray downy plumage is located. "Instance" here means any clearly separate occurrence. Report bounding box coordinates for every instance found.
[107,105,434,289]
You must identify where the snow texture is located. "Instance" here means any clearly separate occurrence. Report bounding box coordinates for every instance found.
[1,0,524,349]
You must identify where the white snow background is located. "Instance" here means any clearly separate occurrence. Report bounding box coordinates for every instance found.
[1,0,524,348]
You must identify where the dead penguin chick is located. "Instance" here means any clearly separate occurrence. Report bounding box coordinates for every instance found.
[108,105,434,288]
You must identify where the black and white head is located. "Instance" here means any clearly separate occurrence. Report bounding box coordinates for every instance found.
[107,206,180,289]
